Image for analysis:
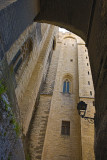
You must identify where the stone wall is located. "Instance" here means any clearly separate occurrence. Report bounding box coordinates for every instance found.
[0,1,107,159]
[40,32,95,160]
[80,98,95,160]
[78,45,94,98]
[42,32,82,160]
[0,0,40,59]
[0,56,25,160]
[14,24,56,135]
[27,32,60,159]
[78,40,95,160]
[87,1,107,159]
[0,26,96,159]
[0,22,57,159]
[0,0,17,11]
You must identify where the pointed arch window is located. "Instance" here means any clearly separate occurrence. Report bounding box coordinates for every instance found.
[63,79,70,93]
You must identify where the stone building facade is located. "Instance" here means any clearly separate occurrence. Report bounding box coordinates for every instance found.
[0,22,57,160]
[39,32,95,160]
[26,28,94,159]
[0,1,107,159]
[0,21,95,159]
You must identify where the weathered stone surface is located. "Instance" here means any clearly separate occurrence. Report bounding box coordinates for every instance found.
[0,0,40,57]
[88,1,107,159]
[78,43,95,160]
[0,0,17,11]
[0,57,25,160]
[0,0,107,159]
[28,33,60,159]
[16,25,56,135]
[41,32,95,160]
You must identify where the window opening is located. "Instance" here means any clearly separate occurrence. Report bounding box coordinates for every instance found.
[53,38,56,50]
[67,81,69,93]
[93,101,95,106]
[90,91,92,95]
[61,121,70,135]
[63,79,70,93]
[88,81,90,85]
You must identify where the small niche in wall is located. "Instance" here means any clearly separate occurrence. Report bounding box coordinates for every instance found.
[86,56,88,59]
[53,37,56,50]
[88,81,90,85]
[70,59,73,62]
[87,63,89,66]
[93,101,95,106]
[90,91,92,95]
[88,71,90,75]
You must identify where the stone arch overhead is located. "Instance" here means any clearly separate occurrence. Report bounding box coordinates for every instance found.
[0,0,93,57]
[34,0,94,42]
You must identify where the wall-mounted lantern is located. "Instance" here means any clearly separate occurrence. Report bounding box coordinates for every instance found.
[77,101,94,124]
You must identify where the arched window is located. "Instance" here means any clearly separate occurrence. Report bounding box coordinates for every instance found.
[63,79,70,93]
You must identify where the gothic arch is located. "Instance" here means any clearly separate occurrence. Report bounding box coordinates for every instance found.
[62,74,73,94]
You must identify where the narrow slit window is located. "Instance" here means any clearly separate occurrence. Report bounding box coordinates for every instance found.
[87,63,89,66]
[90,91,92,95]
[88,71,90,75]
[67,82,69,93]
[88,81,90,85]
[93,101,95,106]
[63,81,66,93]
